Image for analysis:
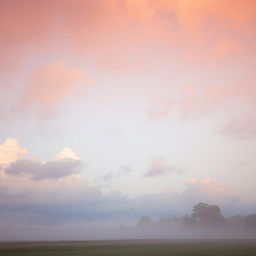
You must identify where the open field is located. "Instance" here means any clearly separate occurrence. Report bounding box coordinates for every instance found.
[1,239,256,256]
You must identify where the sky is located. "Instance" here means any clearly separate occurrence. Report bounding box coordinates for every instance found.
[0,0,256,240]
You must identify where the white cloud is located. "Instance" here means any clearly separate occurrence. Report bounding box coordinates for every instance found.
[0,138,27,165]
[55,147,80,161]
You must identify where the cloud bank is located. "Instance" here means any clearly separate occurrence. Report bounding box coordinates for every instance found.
[0,138,252,230]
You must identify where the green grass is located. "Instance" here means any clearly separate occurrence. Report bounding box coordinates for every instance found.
[1,239,256,256]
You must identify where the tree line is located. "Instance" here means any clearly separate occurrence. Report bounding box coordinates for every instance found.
[137,202,256,234]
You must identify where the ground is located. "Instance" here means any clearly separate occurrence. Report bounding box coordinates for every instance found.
[1,239,256,256]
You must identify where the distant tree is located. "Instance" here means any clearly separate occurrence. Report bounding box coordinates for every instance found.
[157,218,170,227]
[191,202,226,228]
[158,217,184,228]
[137,216,154,229]
[226,215,245,231]
[245,214,256,229]
[182,214,198,229]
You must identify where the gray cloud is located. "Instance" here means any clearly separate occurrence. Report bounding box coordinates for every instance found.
[219,115,256,140]
[5,159,82,180]
[1,160,256,242]
[0,175,247,227]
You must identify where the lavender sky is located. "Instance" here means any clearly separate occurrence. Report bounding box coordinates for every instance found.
[0,0,256,240]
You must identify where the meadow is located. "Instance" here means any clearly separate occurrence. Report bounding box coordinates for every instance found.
[1,239,256,256]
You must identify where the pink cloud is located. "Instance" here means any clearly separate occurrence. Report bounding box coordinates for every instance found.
[146,80,256,140]
[0,0,57,71]
[1,0,256,70]
[214,36,242,57]
[0,0,256,123]
[185,177,230,197]
[15,62,83,118]
[144,157,184,177]
[147,82,256,120]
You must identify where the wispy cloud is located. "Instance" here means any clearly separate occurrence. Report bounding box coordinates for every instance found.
[95,165,131,185]
[144,157,184,177]
[14,62,83,119]
[219,115,256,140]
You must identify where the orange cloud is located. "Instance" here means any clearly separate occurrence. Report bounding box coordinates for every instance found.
[1,0,255,70]
[1,0,256,123]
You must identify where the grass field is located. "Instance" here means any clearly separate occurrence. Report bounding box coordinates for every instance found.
[1,239,256,256]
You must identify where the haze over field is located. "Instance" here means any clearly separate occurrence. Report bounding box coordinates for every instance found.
[0,0,256,241]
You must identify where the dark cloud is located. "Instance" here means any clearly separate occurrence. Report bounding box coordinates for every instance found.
[5,158,82,180]
[0,175,247,227]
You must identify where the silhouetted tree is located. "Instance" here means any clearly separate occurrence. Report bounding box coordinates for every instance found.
[137,216,154,229]
[134,203,256,237]
[182,214,198,229]
[191,202,226,228]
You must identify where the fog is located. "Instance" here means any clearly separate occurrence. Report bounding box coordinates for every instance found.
[1,203,256,241]
[1,221,256,242]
